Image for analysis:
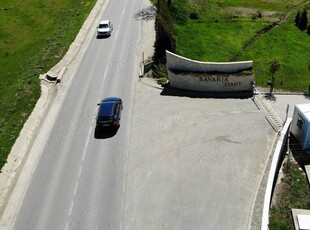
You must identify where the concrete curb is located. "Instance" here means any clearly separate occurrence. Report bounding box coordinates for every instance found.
[0,0,110,228]
[256,87,310,96]
[261,118,292,230]
[56,66,67,83]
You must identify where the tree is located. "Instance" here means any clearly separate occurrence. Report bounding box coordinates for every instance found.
[307,24,310,35]
[154,0,176,64]
[308,61,310,94]
[269,61,281,94]
[167,0,172,8]
[298,9,308,31]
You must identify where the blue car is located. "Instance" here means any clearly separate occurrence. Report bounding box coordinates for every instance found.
[96,97,123,130]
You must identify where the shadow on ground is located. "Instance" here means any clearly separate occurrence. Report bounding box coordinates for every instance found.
[304,94,310,100]
[94,127,118,139]
[264,94,277,102]
[263,93,310,102]
[135,6,156,21]
[160,83,253,99]
[96,34,111,39]
[289,135,310,170]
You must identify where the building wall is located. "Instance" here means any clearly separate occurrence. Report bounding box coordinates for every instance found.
[166,51,254,92]
[291,104,310,149]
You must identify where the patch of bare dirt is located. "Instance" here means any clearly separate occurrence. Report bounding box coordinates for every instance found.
[224,7,279,18]
[272,177,291,207]
[271,157,305,207]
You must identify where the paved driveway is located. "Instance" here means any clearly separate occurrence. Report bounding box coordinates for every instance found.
[118,78,276,229]
[265,94,310,122]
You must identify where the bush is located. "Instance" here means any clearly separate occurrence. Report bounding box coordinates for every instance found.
[171,5,188,24]
[152,64,168,79]
[190,12,199,20]
[256,10,263,18]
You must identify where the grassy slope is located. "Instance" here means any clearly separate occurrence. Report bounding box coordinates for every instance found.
[172,0,310,92]
[269,158,310,229]
[240,20,310,91]
[0,0,96,168]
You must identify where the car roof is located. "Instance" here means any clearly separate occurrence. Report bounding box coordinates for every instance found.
[99,20,110,25]
[101,97,122,103]
[99,102,115,117]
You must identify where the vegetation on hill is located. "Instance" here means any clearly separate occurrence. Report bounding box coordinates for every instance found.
[153,0,310,92]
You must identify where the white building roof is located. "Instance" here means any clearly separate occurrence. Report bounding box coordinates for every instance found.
[296,103,310,122]
[297,214,310,230]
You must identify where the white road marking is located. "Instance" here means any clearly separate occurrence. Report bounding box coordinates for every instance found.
[82,127,92,162]
[65,126,93,230]
[78,165,83,178]
[68,200,75,217]
[211,112,225,116]
[99,8,126,96]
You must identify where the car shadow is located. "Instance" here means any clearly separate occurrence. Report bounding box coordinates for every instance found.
[94,127,118,139]
[96,34,111,39]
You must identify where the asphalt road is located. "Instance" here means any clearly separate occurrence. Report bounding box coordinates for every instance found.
[12,0,151,229]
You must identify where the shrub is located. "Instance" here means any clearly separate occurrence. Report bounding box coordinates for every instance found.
[256,10,263,18]
[190,12,199,20]
[171,5,188,24]
[152,63,168,80]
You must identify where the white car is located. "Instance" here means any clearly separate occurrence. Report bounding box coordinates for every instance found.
[96,20,113,37]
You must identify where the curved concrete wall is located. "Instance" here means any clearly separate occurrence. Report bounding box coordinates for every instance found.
[166,51,254,92]
[166,51,253,73]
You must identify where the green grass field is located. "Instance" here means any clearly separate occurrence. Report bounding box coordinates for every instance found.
[0,0,96,169]
[171,0,310,92]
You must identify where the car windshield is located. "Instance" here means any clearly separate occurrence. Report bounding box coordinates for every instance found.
[98,116,112,122]
[99,24,108,29]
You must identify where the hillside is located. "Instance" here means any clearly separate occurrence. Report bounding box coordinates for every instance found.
[169,0,310,92]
